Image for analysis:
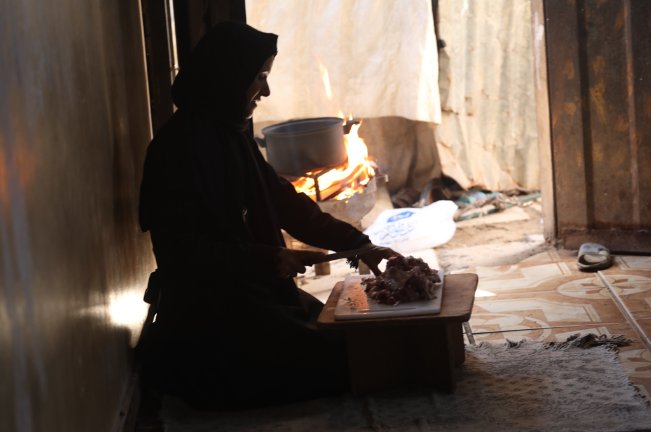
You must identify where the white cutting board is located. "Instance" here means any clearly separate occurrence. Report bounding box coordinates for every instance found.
[334,271,444,321]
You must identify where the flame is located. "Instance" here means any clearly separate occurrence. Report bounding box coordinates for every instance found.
[291,121,375,201]
[315,55,333,101]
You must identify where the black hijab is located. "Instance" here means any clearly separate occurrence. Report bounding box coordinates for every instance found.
[171,21,278,128]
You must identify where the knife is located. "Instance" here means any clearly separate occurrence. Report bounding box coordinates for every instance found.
[306,246,377,265]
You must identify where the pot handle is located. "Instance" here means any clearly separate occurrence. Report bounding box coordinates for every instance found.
[253,135,267,148]
[343,119,361,135]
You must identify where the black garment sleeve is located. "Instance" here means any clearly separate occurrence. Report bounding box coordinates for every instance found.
[257,154,371,252]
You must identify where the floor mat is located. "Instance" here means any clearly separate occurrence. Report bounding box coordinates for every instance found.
[161,339,651,432]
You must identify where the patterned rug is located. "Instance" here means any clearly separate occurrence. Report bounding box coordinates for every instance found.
[161,335,651,432]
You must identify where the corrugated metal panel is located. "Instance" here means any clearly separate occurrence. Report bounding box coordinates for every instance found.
[436,0,539,191]
[0,2,153,431]
[545,0,651,252]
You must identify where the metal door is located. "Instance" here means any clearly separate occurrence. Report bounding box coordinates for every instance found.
[543,0,651,252]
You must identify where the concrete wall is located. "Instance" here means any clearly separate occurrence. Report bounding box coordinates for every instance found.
[0,1,155,431]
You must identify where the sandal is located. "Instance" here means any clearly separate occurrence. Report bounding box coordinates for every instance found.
[577,243,613,272]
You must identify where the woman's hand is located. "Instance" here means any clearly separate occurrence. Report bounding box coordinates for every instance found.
[359,243,400,276]
[276,248,326,279]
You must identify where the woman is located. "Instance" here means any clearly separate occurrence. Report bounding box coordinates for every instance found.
[137,21,394,411]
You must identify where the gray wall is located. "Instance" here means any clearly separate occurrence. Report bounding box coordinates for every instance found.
[0,1,155,431]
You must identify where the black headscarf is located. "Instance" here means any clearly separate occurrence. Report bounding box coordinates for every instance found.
[171,21,278,127]
[141,20,368,280]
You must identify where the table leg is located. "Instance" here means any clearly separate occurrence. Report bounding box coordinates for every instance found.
[345,322,463,396]
[448,322,466,366]
[314,262,331,276]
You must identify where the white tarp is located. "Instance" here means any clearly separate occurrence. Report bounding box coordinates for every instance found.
[245,0,441,124]
[435,0,539,190]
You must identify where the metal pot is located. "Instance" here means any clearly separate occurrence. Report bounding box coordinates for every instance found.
[254,117,347,175]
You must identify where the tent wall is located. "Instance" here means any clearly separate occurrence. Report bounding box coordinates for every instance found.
[245,0,441,125]
[436,0,539,191]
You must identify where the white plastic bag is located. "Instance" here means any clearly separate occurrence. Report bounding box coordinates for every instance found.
[364,201,457,254]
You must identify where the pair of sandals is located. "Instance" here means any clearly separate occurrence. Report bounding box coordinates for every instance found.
[577,243,613,272]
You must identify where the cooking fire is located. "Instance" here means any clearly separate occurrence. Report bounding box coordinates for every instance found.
[290,119,376,202]
[292,56,376,202]
[256,58,378,203]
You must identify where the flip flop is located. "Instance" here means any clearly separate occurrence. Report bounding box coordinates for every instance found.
[577,243,613,272]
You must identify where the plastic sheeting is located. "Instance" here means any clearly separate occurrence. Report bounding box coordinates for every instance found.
[436,0,539,190]
[364,200,457,253]
[245,0,441,124]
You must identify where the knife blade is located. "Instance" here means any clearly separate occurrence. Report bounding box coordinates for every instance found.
[307,246,377,265]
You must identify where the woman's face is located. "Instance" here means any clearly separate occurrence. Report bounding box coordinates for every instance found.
[244,55,275,119]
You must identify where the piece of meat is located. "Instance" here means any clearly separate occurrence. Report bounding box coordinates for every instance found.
[383,267,411,292]
[361,254,440,306]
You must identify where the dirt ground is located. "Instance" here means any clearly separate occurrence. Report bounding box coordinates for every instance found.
[435,203,550,273]
[438,204,544,251]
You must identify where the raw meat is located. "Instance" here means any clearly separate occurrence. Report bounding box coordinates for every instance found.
[361,255,440,306]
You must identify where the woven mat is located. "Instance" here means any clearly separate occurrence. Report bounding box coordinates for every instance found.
[161,337,651,432]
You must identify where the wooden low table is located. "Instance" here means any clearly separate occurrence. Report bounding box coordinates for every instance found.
[317,273,478,396]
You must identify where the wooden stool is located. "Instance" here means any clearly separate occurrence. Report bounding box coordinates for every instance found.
[317,273,478,395]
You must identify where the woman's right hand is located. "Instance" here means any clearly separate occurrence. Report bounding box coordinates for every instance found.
[276,248,326,279]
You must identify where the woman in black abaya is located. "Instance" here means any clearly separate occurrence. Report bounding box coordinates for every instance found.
[137,21,395,411]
